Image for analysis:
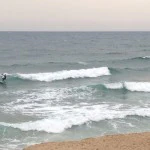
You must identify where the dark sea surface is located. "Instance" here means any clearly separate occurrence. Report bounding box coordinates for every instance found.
[0,32,150,150]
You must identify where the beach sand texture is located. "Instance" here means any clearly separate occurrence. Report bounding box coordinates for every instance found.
[24,132,150,150]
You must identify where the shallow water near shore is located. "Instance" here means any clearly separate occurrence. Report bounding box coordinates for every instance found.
[0,32,150,150]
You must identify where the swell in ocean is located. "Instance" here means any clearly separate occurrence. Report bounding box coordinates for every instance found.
[91,82,150,92]
[1,55,150,68]
[3,66,150,93]
[5,65,150,83]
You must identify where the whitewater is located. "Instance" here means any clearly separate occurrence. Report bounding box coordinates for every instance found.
[0,32,150,150]
[11,67,110,82]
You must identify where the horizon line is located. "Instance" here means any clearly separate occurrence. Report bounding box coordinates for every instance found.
[0,30,150,32]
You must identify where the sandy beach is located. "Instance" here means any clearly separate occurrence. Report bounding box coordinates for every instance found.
[24,132,150,150]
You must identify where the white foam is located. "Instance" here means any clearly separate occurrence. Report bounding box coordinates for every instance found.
[1,86,94,116]
[78,61,87,65]
[104,83,123,89]
[142,56,150,59]
[104,82,150,92]
[124,82,150,92]
[0,105,150,133]
[15,67,110,82]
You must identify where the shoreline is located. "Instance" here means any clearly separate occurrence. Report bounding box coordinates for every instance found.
[24,132,150,150]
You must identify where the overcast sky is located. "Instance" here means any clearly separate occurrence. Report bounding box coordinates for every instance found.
[0,0,150,31]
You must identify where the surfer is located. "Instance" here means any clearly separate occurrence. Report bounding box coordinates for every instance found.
[1,73,6,82]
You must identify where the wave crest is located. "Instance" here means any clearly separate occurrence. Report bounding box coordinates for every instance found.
[15,67,110,82]
[104,82,150,92]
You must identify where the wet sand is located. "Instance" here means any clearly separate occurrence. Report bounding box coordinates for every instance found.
[24,132,150,150]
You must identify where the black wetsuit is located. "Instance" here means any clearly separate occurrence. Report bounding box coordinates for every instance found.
[2,74,6,82]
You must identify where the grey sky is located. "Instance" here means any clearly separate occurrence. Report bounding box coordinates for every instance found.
[0,0,150,31]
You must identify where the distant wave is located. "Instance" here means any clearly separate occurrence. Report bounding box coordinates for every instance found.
[0,63,32,67]
[106,52,122,55]
[114,66,150,72]
[104,82,150,92]
[0,106,149,133]
[108,56,150,64]
[47,61,88,65]
[77,61,88,65]
[142,56,150,59]
[126,56,150,61]
[0,61,88,68]
[131,56,150,60]
[10,67,110,82]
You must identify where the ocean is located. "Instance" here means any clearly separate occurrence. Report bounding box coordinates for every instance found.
[0,32,150,150]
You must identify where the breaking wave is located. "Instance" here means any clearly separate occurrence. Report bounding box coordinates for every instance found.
[11,67,110,82]
[104,82,150,92]
[141,56,150,59]
[128,56,150,60]
[0,106,149,133]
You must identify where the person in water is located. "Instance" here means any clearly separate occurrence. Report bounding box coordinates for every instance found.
[1,74,6,82]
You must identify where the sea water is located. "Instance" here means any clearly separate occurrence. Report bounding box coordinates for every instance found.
[0,32,150,150]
